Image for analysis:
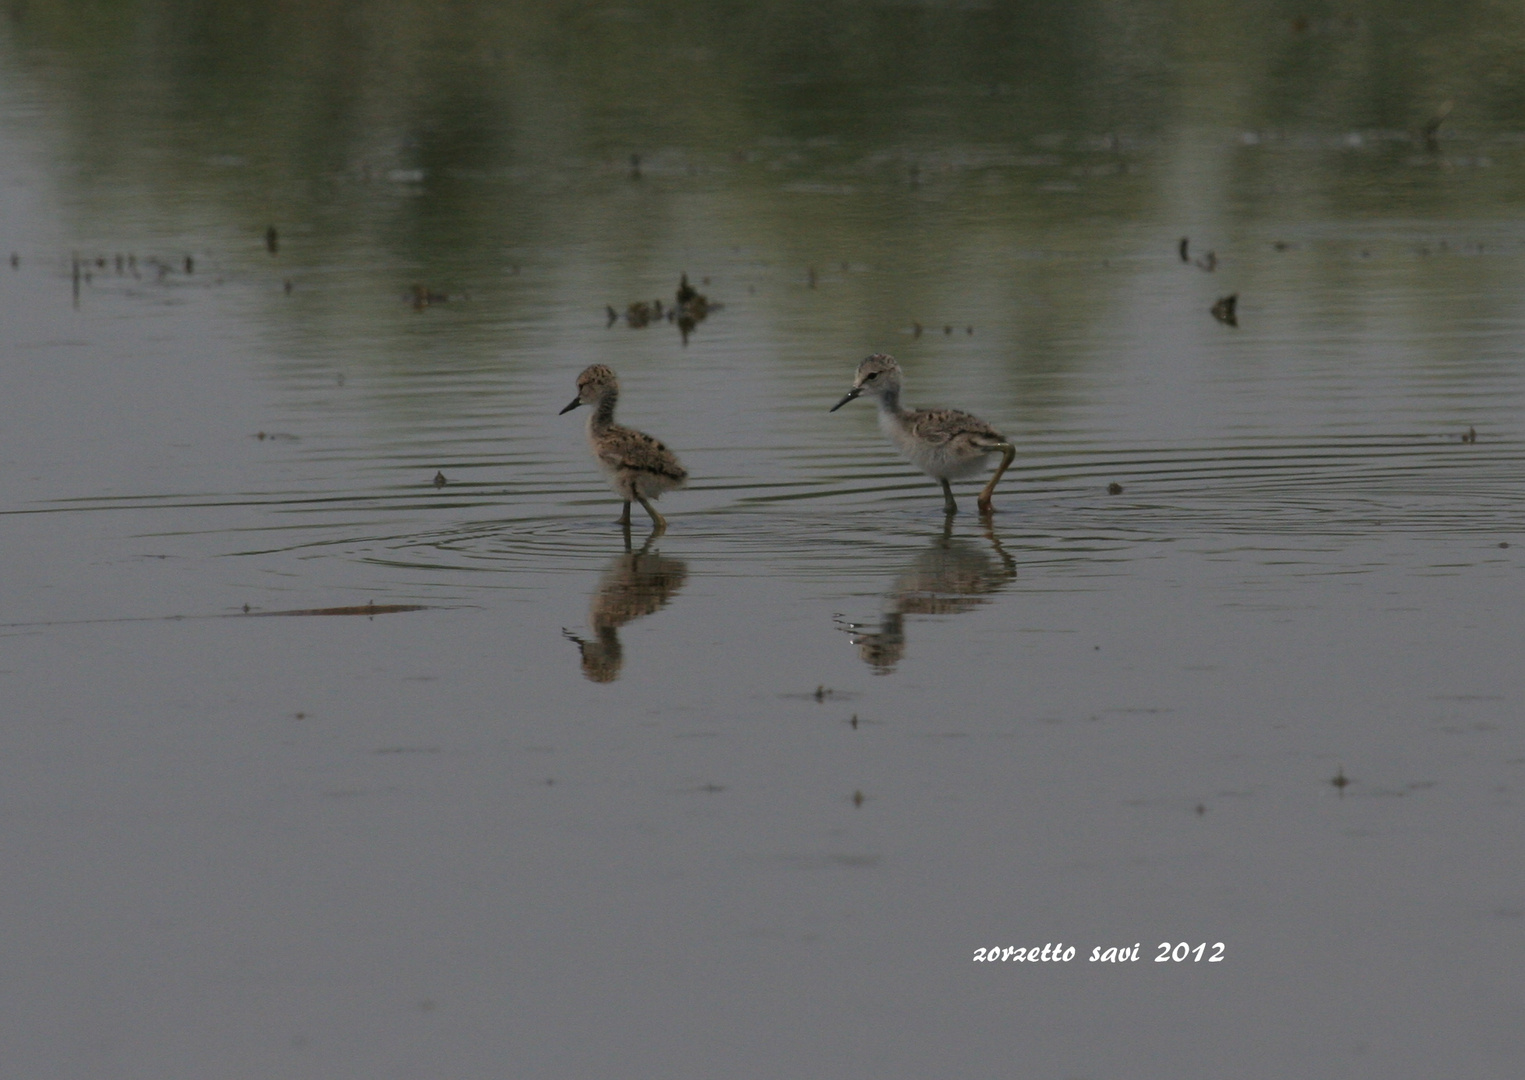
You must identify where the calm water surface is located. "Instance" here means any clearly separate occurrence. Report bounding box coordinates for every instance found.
[2,4,1523,1078]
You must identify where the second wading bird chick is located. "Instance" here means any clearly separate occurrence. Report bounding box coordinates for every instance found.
[560,364,687,532]
[830,353,1016,515]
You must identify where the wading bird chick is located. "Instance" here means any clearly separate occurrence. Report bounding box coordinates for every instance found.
[560,364,687,532]
[830,353,1015,515]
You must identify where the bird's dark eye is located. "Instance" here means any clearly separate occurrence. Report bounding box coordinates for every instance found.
[864,372,877,381]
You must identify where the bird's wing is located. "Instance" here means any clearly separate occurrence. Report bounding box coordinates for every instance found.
[602,426,688,480]
[906,408,1005,447]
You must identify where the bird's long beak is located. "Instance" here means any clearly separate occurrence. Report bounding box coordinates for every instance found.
[559,397,583,415]
[829,387,861,412]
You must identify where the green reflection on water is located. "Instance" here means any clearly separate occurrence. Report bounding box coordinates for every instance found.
[5,1,1525,406]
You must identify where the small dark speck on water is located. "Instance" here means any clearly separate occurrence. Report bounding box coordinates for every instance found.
[184,255,193,274]
[8,253,16,268]
[852,790,865,807]
[433,471,447,488]
[1195,803,1207,815]
[849,713,858,729]
[1331,766,1351,791]
[1499,542,1509,549]
[242,603,250,613]
[814,684,828,702]
[294,712,306,720]
[283,279,293,294]
[265,225,278,254]
[1178,237,1189,262]
[1108,482,1124,494]
[1462,426,1477,443]
[629,153,641,179]
[410,284,448,308]
[943,325,952,335]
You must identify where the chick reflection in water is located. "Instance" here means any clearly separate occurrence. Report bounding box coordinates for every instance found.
[839,518,1016,674]
[562,537,688,683]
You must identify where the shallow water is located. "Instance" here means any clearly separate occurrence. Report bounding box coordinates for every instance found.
[2,4,1524,1078]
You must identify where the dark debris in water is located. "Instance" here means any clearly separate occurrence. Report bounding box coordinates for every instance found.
[53,248,218,308]
[1421,99,1454,152]
[1211,293,1238,326]
[607,273,723,344]
[781,684,858,703]
[408,284,453,309]
[247,601,428,617]
[908,320,974,338]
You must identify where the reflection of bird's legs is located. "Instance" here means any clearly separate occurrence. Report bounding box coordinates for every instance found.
[981,515,1018,577]
[977,443,1016,515]
[634,492,667,533]
[939,508,956,542]
[939,478,958,515]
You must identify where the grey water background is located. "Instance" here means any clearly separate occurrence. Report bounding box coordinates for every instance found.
[2,2,1524,1077]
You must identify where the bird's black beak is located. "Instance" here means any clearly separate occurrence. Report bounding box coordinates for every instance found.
[829,387,861,412]
[559,397,582,415]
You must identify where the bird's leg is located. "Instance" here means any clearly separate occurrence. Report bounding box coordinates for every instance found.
[977,444,1016,515]
[634,492,667,534]
[618,500,632,527]
[939,478,958,515]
